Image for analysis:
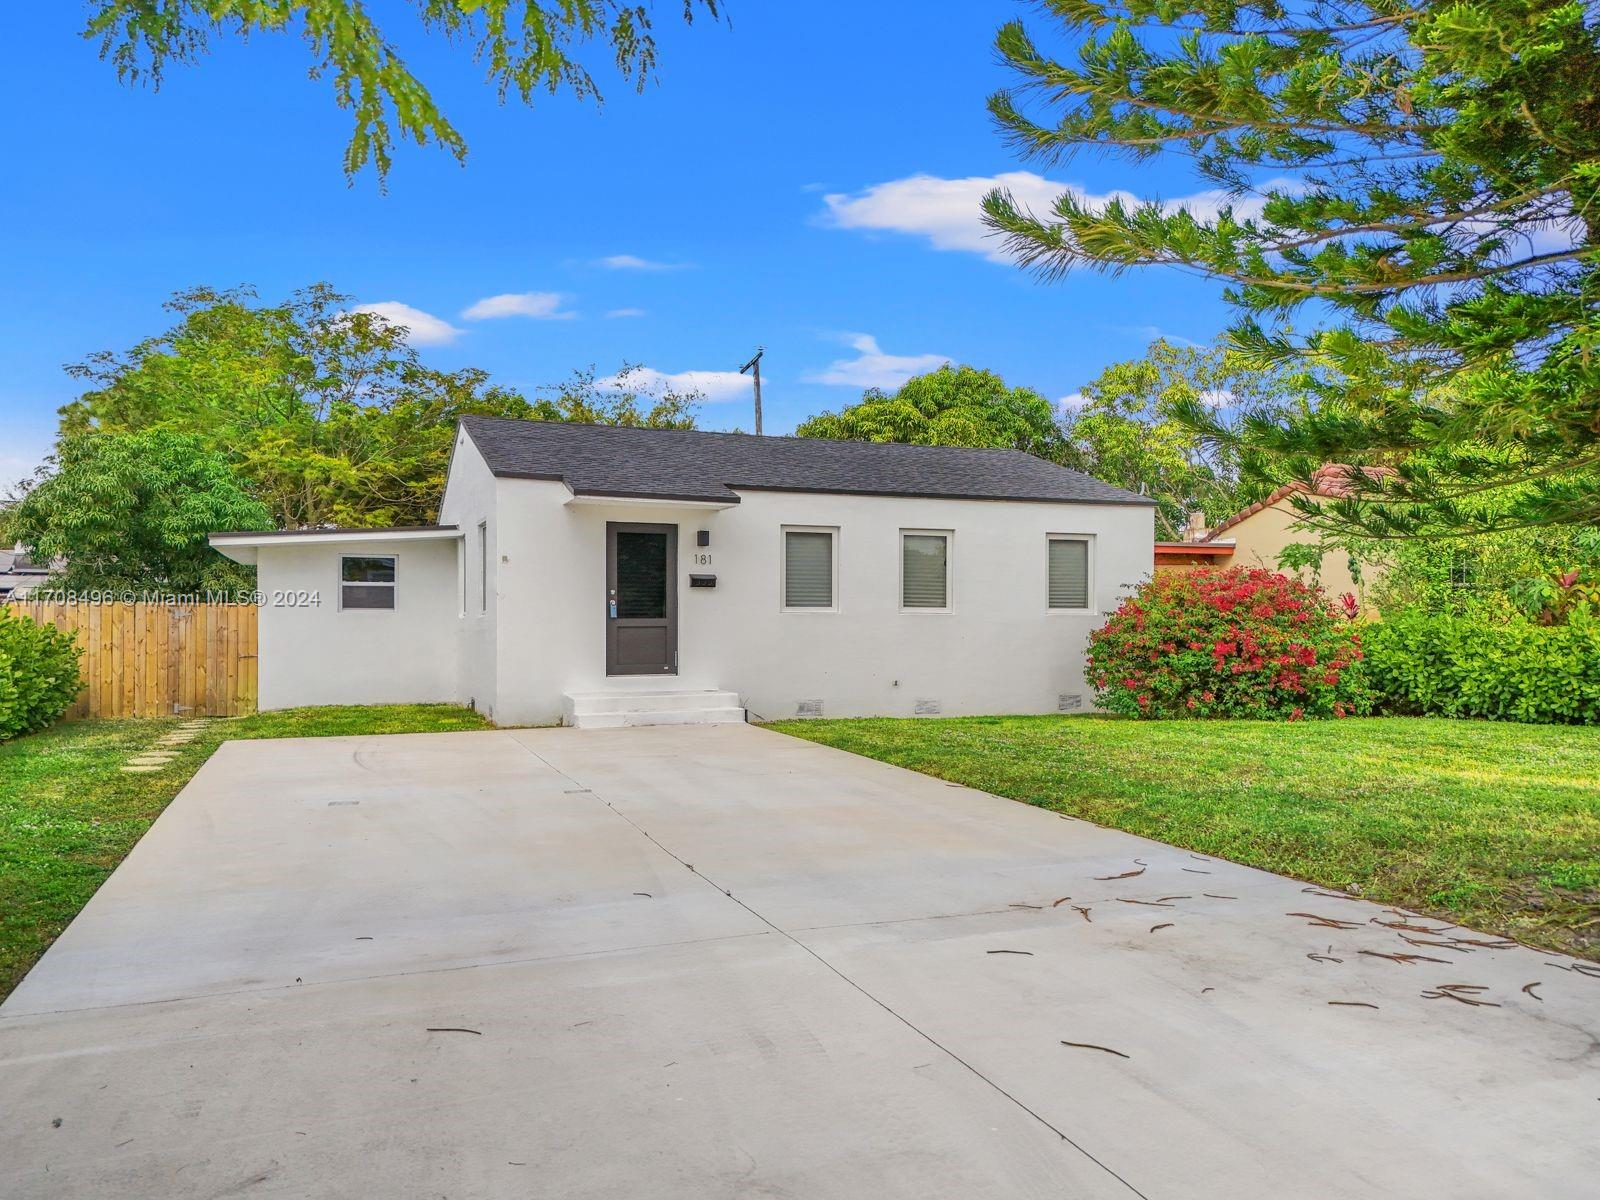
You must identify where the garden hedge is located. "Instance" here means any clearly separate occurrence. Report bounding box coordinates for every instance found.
[1363,610,1600,724]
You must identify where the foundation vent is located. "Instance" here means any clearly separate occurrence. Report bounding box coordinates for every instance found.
[1058,693,1084,712]
[796,699,824,718]
[914,698,942,716]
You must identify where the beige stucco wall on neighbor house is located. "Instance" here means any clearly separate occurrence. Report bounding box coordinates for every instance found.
[1219,500,1373,599]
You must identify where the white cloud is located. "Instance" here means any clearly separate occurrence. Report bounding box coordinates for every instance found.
[803,333,948,390]
[598,367,752,404]
[1058,392,1091,411]
[821,171,1269,262]
[461,291,574,321]
[1103,323,1202,348]
[1197,388,1235,408]
[596,254,687,271]
[605,307,647,319]
[349,301,461,346]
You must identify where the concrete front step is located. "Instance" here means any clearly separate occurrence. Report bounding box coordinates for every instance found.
[567,706,748,730]
[565,689,741,715]
[561,689,746,729]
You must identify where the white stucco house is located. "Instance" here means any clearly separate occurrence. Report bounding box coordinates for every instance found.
[210,418,1155,727]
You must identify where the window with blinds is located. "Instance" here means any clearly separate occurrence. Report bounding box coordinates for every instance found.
[1048,537,1090,609]
[901,532,949,609]
[783,529,835,608]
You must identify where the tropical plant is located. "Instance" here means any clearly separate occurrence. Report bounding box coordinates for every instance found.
[1507,569,1600,626]
[982,1,1600,538]
[85,1,722,181]
[0,609,83,741]
[795,364,1067,458]
[1088,567,1367,719]
[9,431,271,595]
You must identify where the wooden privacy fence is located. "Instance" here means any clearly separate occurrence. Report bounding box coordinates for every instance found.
[10,600,258,719]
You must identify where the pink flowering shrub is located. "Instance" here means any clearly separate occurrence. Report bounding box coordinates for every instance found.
[1087,567,1369,720]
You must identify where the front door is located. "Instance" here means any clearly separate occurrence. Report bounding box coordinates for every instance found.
[606,522,678,676]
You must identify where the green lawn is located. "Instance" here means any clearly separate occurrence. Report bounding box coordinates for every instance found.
[769,715,1600,960]
[0,705,491,999]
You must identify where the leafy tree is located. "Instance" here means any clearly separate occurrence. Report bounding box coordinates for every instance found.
[983,1,1600,538]
[87,1,721,181]
[1064,338,1283,537]
[60,284,539,529]
[57,285,701,529]
[796,364,1068,458]
[1363,523,1600,617]
[532,364,701,429]
[10,431,271,595]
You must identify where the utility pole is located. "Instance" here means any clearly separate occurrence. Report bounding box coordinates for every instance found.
[739,346,764,435]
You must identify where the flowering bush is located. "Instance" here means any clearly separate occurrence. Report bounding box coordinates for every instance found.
[1087,567,1368,720]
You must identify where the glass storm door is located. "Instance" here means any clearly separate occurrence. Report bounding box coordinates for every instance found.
[605,522,678,675]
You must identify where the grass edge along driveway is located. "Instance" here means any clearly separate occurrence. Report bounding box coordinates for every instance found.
[769,714,1600,961]
[1,704,492,1000]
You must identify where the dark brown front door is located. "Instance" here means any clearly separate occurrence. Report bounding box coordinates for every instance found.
[606,522,678,676]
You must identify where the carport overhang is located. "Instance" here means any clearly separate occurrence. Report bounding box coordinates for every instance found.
[208,525,463,566]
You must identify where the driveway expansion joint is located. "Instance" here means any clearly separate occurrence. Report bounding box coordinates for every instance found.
[511,738,1152,1200]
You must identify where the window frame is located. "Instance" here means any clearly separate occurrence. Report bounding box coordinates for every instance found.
[780,525,839,613]
[1045,534,1095,615]
[898,528,953,614]
[338,553,398,613]
[477,520,489,615]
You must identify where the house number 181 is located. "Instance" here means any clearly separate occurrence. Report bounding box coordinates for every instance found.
[693,553,712,566]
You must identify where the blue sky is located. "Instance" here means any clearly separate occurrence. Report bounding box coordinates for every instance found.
[0,2,1240,490]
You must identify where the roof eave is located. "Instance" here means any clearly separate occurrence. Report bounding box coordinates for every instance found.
[729,483,1157,506]
[208,526,463,565]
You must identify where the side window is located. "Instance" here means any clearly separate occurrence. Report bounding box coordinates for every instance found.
[478,521,489,613]
[341,555,396,611]
[782,528,836,610]
[1048,537,1090,610]
[900,531,950,610]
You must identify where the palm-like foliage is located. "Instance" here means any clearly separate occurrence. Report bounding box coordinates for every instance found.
[982,0,1600,537]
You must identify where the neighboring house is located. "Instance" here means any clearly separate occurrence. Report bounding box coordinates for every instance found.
[0,545,58,599]
[1153,466,1384,598]
[211,419,1156,727]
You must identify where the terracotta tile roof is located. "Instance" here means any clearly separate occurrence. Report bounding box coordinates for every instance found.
[1204,465,1394,540]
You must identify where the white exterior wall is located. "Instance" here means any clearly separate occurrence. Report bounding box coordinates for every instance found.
[244,431,1155,722]
[255,538,462,711]
[485,481,1154,726]
[438,433,499,719]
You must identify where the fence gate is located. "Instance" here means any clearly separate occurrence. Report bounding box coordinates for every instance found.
[10,601,258,719]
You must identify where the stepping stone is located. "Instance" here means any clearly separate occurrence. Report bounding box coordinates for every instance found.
[120,765,165,774]
[128,754,177,766]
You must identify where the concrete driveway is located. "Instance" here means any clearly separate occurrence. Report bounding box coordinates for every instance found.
[2,724,1596,1199]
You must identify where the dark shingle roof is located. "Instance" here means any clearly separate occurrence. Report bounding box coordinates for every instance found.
[458,417,1153,507]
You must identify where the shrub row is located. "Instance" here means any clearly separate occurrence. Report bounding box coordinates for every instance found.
[1362,610,1600,724]
[0,608,82,741]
